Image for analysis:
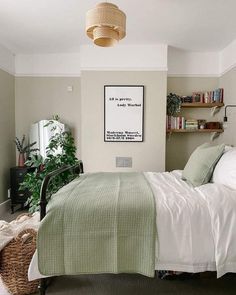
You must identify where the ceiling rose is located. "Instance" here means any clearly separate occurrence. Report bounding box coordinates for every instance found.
[86,2,126,47]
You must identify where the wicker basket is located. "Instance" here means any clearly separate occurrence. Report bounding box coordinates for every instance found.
[0,214,39,295]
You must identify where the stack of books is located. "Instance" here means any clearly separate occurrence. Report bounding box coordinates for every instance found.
[185,119,198,130]
[191,88,224,103]
[211,88,224,103]
[166,116,185,130]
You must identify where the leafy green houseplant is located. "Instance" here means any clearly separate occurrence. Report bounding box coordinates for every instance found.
[20,121,79,213]
[14,135,38,167]
[167,93,182,116]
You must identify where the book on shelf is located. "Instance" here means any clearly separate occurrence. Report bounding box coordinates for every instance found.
[185,119,198,130]
[166,116,185,130]
[179,88,224,104]
[166,117,223,132]
[201,88,224,103]
[205,88,224,103]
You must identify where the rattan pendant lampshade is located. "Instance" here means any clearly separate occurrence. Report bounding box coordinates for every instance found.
[86,2,126,47]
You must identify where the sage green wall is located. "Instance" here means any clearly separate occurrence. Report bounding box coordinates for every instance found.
[0,69,15,205]
[166,77,219,171]
[15,77,81,158]
[15,72,233,174]
[219,67,236,146]
[81,71,167,172]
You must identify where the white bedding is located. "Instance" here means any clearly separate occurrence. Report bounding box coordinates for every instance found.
[28,170,236,280]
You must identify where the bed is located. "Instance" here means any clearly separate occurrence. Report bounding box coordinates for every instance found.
[31,144,236,295]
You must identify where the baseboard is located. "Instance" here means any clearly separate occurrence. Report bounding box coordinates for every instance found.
[0,199,10,217]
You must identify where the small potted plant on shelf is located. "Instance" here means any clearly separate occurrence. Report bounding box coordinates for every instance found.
[167,93,182,116]
[14,135,38,167]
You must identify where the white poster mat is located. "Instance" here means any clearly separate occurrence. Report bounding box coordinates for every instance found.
[104,86,144,142]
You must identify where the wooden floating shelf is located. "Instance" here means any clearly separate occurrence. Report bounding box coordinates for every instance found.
[181,103,224,108]
[167,129,224,133]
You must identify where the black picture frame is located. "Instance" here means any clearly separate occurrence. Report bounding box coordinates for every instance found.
[104,85,144,142]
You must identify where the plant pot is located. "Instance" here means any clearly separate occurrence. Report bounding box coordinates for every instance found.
[18,153,25,167]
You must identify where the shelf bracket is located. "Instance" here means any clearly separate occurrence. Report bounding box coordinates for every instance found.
[211,106,220,117]
[210,131,220,141]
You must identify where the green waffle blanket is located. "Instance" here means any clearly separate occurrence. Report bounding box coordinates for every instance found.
[37,172,156,277]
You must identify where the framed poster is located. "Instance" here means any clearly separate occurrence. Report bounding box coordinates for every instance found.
[104,85,144,142]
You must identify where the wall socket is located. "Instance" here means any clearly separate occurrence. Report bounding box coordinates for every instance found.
[116,157,132,168]
[67,85,73,92]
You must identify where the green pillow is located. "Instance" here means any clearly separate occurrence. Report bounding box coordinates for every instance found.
[182,143,225,187]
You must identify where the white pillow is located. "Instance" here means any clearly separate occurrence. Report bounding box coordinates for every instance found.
[212,148,236,190]
[224,145,234,153]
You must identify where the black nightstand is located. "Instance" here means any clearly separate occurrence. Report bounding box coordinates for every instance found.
[10,167,32,213]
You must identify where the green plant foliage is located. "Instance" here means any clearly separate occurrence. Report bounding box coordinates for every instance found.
[20,121,79,213]
[167,93,182,116]
[14,135,38,155]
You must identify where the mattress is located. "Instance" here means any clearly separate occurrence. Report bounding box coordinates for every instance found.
[28,170,236,280]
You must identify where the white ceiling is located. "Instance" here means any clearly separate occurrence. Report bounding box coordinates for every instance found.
[0,0,236,54]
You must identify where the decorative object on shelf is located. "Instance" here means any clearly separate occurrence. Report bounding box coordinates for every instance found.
[20,121,80,213]
[198,119,206,129]
[192,92,204,103]
[167,93,181,116]
[104,85,144,142]
[181,96,192,103]
[86,2,126,47]
[14,135,38,167]
[206,122,222,130]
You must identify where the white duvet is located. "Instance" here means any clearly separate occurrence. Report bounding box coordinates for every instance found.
[28,170,236,280]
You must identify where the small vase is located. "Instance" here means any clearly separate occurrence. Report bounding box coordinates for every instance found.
[18,153,25,167]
